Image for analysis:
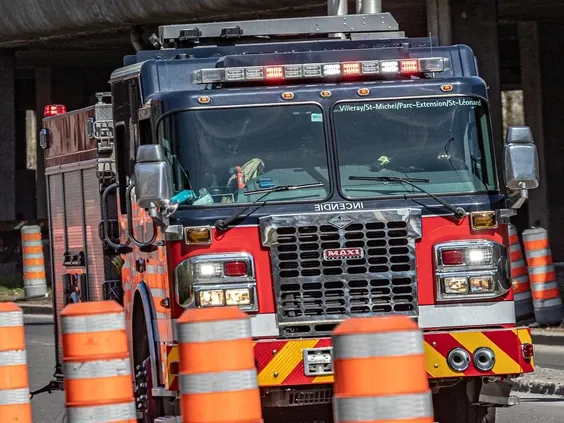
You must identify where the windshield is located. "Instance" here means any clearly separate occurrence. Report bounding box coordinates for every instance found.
[162,104,329,206]
[333,97,498,197]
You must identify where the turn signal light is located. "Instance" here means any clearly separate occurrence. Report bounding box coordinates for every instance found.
[471,211,498,230]
[185,227,212,245]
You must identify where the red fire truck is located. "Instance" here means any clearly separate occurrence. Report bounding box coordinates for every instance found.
[39,2,539,422]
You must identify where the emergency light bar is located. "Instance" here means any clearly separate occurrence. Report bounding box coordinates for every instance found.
[192,57,447,84]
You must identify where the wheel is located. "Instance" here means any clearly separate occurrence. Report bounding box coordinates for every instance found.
[263,404,334,423]
[133,307,164,423]
[433,382,496,423]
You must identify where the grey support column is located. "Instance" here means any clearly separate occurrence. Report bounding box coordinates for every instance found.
[426,0,452,45]
[450,0,503,175]
[518,22,549,232]
[536,23,564,261]
[35,67,51,220]
[0,49,16,221]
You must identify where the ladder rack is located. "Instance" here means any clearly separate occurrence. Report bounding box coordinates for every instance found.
[158,13,401,46]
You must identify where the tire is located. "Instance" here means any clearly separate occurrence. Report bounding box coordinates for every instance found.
[433,382,496,423]
[133,307,164,423]
[263,404,334,423]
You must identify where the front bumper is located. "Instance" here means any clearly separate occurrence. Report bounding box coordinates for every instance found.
[166,327,534,390]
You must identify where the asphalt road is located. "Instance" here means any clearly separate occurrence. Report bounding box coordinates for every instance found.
[23,315,564,423]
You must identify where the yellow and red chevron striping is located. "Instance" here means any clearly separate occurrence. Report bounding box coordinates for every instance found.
[166,327,533,390]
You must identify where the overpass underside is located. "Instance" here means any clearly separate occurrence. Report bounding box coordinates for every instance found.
[0,0,564,260]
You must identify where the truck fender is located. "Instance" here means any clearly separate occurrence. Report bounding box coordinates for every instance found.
[132,281,161,389]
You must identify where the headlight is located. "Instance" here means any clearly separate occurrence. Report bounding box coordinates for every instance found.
[434,240,511,301]
[174,253,258,312]
[443,277,469,294]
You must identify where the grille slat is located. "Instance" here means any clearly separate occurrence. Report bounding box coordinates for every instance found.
[260,209,422,337]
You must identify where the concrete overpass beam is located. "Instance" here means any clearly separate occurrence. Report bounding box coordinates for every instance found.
[0,49,15,221]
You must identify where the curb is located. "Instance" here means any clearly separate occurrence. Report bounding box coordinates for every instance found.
[19,303,53,315]
[511,377,564,396]
[531,330,564,347]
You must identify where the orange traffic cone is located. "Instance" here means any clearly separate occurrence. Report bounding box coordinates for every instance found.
[0,302,32,423]
[60,301,136,422]
[177,306,263,423]
[332,315,434,423]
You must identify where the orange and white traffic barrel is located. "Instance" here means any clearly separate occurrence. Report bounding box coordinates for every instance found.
[177,307,262,423]
[509,224,534,320]
[522,227,564,326]
[60,301,136,422]
[21,225,47,297]
[332,315,433,423]
[0,302,32,423]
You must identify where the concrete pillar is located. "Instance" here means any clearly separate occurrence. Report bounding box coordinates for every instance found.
[450,0,503,177]
[518,22,549,231]
[35,67,51,220]
[426,0,452,45]
[0,49,16,221]
[536,23,564,261]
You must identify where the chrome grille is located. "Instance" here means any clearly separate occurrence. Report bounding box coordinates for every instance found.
[260,209,422,337]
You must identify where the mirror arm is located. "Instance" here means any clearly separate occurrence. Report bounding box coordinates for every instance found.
[101,182,131,250]
[511,187,529,210]
[126,183,158,247]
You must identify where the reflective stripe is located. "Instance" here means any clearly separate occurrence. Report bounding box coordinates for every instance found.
[146,265,165,275]
[179,369,257,394]
[509,244,521,252]
[62,313,125,334]
[22,241,42,247]
[333,330,423,359]
[178,319,250,343]
[151,288,166,298]
[66,402,137,422]
[418,301,515,328]
[535,298,562,307]
[156,312,167,320]
[23,253,43,260]
[123,282,133,292]
[0,388,30,406]
[173,313,278,341]
[64,358,131,379]
[334,392,433,422]
[0,310,23,327]
[515,291,532,301]
[0,350,27,366]
[23,266,45,273]
[523,229,547,241]
[21,226,40,234]
[514,275,529,283]
[528,265,555,275]
[526,249,551,258]
[530,281,559,291]
[512,259,526,268]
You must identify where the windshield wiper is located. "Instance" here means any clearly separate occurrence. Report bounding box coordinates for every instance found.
[349,176,466,219]
[215,182,324,231]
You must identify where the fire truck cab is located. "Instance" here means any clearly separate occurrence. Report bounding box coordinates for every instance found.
[43,4,539,423]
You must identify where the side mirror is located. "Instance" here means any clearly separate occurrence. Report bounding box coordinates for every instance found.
[134,145,174,210]
[503,126,539,209]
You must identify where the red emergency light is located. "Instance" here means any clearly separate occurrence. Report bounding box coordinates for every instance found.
[44,104,67,117]
[192,57,447,85]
